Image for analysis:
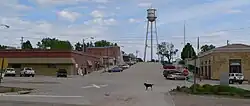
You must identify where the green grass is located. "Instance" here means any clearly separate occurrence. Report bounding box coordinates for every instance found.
[171,84,250,98]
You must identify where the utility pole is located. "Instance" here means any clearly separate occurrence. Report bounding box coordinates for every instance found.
[183,20,186,47]
[21,37,24,48]
[82,39,85,52]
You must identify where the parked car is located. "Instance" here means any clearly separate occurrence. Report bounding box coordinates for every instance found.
[166,72,187,80]
[163,69,179,78]
[229,73,244,84]
[4,68,16,77]
[57,69,67,77]
[121,64,130,70]
[108,67,123,72]
[20,67,35,77]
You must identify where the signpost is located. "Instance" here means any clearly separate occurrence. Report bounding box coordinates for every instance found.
[0,58,8,83]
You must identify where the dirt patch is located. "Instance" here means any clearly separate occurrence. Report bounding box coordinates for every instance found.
[170,92,250,106]
[0,86,33,93]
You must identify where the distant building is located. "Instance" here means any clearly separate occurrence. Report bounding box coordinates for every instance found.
[0,50,102,75]
[188,44,250,80]
[86,46,122,65]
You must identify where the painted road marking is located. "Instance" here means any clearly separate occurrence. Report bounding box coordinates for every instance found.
[81,84,108,89]
[0,94,83,98]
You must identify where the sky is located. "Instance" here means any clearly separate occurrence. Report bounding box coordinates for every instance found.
[0,0,250,60]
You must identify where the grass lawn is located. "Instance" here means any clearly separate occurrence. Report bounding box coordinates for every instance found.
[171,84,250,99]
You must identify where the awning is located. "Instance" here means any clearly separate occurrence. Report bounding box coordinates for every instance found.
[230,63,240,66]
[87,60,93,66]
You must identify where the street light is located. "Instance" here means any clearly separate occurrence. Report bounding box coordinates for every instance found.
[0,24,9,83]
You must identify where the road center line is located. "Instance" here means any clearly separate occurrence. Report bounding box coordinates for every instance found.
[0,94,83,98]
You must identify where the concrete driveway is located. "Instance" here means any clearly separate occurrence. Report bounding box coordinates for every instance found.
[0,62,186,106]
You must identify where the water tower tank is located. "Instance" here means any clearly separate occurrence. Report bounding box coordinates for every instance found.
[147,8,157,22]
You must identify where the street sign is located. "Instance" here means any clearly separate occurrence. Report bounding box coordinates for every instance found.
[0,58,8,70]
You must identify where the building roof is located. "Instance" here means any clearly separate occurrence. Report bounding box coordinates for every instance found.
[199,44,250,57]
[7,58,75,64]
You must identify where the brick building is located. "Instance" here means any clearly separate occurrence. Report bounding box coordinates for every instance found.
[188,44,250,80]
[86,46,123,65]
[0,50,102,76]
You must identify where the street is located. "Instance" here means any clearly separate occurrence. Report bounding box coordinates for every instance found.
[0,63,189,106]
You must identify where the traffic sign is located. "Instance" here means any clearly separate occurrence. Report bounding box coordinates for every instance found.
[0,58,8,70]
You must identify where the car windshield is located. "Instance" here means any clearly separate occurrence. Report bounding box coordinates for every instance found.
[58,69,67,73]
[25,68,32,70]
[6,68,14,71]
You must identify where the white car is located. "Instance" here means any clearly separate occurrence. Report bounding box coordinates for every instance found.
[20,67,35,77]
[229,73,244,84]
[166,72,187,80]
[4,68,16,77]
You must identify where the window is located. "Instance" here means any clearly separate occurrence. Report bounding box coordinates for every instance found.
[12,64,21,68]
[48,64,56,68]
[208,60,211,64]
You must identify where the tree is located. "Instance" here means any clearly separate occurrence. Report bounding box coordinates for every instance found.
[37,38,73,50]
[22,40,33,49]
[181,43,196,60]
[0,45,7,49]
[157,42,178,63]
[94,40,116,47]
[128,53,136,60]
[74,42,83,51]
[201,44,215,52]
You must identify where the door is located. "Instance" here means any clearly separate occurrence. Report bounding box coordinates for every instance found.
[229,59,241,73]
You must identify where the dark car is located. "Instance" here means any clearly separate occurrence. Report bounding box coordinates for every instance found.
[108,67,123,72]
[57,69,67,77]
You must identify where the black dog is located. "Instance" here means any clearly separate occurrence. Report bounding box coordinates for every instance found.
[144,83,154,91]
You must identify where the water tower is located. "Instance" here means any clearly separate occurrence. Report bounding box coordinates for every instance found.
[143,8,159,62]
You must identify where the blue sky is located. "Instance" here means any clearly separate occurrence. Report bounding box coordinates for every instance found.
[0,0,250,60]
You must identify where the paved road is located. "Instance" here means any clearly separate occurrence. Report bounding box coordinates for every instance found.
[0,62,187,106]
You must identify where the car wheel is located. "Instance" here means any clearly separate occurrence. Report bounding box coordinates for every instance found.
[239,81,243,84]
[229,79,234,84]
[32,75,34,77]
[13,74,16,77]
[20,74,22,77]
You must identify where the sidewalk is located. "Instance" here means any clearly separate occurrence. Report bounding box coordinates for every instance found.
[86,65,117,76]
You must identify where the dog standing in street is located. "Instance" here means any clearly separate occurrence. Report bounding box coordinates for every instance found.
[144,82,154,91]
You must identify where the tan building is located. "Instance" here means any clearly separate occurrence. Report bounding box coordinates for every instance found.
[0,50,102,76]
[190,44,250,80]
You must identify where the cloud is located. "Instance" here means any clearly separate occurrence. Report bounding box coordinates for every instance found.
[128,18,142,23]
[0,16,111,47]
[161,0,250,24]
[138,2,152,8]
[226,9,242,14]
[57,10,81,22]
[33,0,109,6]
[90,10,105,18]
[84,18,117,26]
